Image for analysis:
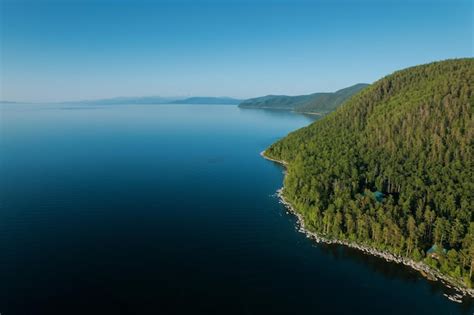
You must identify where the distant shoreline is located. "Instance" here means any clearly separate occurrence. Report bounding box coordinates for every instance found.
[260,150,474,302]
[241,107,325,116]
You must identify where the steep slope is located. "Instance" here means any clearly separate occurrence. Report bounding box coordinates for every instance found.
[239,83,369,114]
[264,59,474,288]
[295,83,369,113]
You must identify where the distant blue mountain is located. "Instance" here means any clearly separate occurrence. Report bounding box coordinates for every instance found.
[170,97,242,105]
[59,96,179,105]
[55,96,242,105]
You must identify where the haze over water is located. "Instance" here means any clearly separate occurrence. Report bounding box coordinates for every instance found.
[0,104,472,314]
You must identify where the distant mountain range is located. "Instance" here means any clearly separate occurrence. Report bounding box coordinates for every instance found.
[56,96,242,105]
[2,87,368,111]
[170,97,242,105]
[59,96,179,105]
[239,83,369,114]
[0,96,243,105]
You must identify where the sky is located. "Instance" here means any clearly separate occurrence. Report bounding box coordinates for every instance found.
[0,0,472,102]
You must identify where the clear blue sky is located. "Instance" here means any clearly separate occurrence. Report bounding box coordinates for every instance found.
[0,0,472,102]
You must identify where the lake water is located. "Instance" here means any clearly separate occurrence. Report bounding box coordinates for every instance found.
[0,104,472,314]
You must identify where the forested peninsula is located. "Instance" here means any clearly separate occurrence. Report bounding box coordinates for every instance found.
[239,83,368,114]
[263,59,474,298]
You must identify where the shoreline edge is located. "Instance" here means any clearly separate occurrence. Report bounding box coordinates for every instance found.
[260,150,474,302]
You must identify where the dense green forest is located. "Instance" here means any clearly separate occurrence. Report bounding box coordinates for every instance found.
[265,59,474,287]
[239,83,368,114]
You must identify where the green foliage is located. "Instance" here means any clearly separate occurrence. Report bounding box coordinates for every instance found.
[412,248,423,261]
[239,83,369,114]
[265,59,474,285]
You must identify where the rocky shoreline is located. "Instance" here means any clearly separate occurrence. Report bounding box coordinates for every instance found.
[261,150,474,302]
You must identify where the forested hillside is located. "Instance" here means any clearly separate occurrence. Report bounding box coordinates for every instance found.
[265,59,474,287]
[295,84,369,113]
[240,94,315,110]
[239,84,368,114]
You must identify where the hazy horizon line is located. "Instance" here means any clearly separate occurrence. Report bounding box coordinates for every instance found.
[1,82,373,104]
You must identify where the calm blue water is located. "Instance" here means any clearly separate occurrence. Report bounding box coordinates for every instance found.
[0,104,472,315]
